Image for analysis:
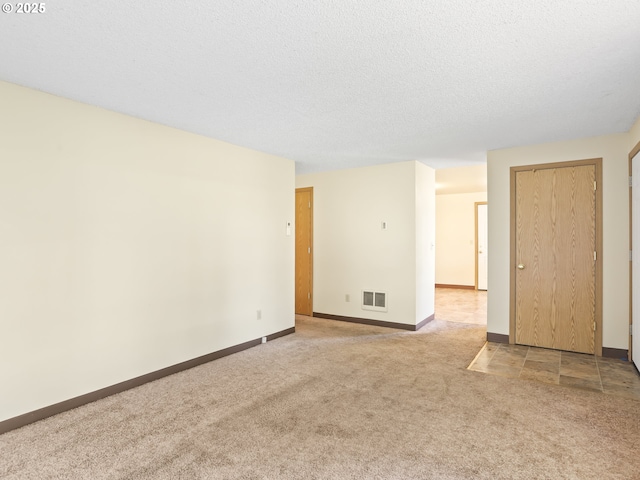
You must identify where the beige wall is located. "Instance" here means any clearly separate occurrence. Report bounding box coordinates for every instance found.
[436,192,488,286]
[436,164,487,195]
[296,161,435,326]
[0,82,295,422]
[487,133,630,350]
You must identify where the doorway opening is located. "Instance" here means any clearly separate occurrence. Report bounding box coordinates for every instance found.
[629,141,640,369]
[475,202,488,291]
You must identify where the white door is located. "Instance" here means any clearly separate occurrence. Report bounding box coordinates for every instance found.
[633,154,640,369]
[477,203,488,291]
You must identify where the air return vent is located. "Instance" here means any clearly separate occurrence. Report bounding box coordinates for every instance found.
[362,290,387,312]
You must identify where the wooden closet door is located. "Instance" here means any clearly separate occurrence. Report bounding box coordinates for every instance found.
[295,188,313,316]
[515,164,596,354]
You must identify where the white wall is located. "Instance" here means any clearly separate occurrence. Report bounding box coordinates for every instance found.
[415,162,436,323]
[0,82,295,422]
[296,161,435,326]
[487,133,630,350]
[435,192,487,286]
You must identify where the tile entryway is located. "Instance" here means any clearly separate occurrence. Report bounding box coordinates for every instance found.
[434,287,640,400]
[468,342,640,400]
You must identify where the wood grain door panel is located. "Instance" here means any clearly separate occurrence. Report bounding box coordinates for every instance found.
[295,188,313,316]
[515,165,596,354]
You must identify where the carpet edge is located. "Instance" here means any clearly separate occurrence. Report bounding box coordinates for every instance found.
[0,326,295,435]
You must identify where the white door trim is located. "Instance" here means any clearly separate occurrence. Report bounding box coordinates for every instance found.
[475,202,488,291]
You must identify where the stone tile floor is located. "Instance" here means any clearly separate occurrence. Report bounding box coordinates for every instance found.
[434,287,640,400]
[468,342,640,400]
[435,287,487,325]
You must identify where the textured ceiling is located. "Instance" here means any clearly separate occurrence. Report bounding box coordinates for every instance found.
[1,1,640,174]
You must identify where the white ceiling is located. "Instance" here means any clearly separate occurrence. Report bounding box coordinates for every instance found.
[1,1,639,174]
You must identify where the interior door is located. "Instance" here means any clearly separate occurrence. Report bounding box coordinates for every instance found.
[632,153,640,369]
[476,202,488,291]
[514,164,597,354]
[295,188,313,316]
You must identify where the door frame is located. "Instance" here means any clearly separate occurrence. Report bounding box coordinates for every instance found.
[629,141,640,362]
[475,201,488,290]
[509,158,603,355]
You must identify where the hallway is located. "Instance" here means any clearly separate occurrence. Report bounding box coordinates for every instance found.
[435,287,486,325]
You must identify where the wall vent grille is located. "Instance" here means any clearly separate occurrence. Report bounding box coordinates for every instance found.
[362,290,387,312]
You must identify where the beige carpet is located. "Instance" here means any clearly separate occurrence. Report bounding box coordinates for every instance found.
[1,317,639,479]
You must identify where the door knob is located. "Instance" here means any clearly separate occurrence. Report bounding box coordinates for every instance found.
[517,264,525,270]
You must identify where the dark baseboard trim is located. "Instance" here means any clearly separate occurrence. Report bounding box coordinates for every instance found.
[416,314,436,331]
[483,335,628,359]
[487,332,509,343]
[435,284,476,290]
[267,326,295,341]
[602,347,629,360]
[313,312,433,332]
[0,326,295,435]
